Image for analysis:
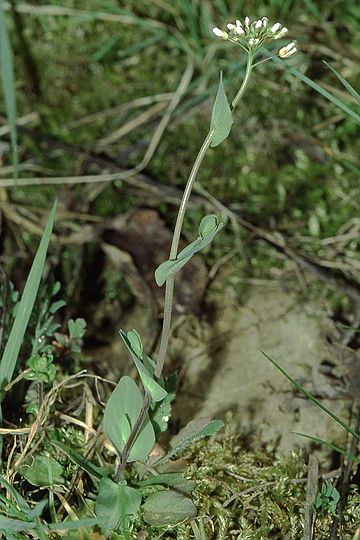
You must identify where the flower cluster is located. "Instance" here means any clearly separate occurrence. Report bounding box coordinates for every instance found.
[213,16,297,58]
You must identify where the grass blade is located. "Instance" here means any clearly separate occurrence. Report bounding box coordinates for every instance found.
[323,61,360,105]
[261,351,360,442]
[268,54,360,125]
[0,0,18,179]
[287,66,360,124]
[0,200,57,391]
[293,432,360,463]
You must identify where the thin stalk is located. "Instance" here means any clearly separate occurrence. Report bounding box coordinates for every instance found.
[114,391,152,482]
[114,55,254,482]
[154,129,213,378]
[232,52,253,109]
[36,381,44,410]
[156,53,254,379]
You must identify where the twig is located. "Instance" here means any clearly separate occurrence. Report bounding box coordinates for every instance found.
[329,406,360,540]
[304,454,318,540]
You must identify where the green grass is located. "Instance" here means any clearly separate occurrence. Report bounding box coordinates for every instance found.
[0,2,359,537]
[0,0,18,178]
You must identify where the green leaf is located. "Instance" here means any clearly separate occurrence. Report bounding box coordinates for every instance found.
[0,473,30,512]
[51,439,110,480]
[96,477,142,536]
[155,214,224,286]
[323,61,360,105]
[103,376,155,462]
[150,372,177,434]
[138,472,195,493]
[0,516,37,533]
[19,455,64,487]
[155,418,224,465]
[39,517,99,533]
[68,318,87,340]
[261,351,360,442]
[0,1,18,179]
[0,200,57,391]
[142,489,196,526]
[119,330,167,402]
[210,71,233,147]
[23,499,48,521]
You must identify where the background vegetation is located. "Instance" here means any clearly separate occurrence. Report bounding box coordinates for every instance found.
[0,0,359,538]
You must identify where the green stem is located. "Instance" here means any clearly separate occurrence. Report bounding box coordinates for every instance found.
[154,130,213,378]
[114,53,254,481]
[155,53,254,379]
[232,52,253,109]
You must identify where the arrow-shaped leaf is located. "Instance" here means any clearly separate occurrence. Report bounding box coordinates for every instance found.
[103,376,155,463]
[119,329,167,402]
[210,71,233,147]
[155,214,224,287]
[96,477,142,536]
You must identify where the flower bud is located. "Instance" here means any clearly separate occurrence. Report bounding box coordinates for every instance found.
[274,27,288,39]
[213,27,229,39]
[278,41,297,58]
[270,22,282,33]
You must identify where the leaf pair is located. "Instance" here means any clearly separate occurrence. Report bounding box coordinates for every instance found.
[103,329,169,463]
[155,214,224,286]
[103,376,155,463]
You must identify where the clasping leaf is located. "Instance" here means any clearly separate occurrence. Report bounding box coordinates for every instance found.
[96,477,141,536]
[119,329,167,402]
[155,214,224,286]
[103,376,155,462]
[210,72,233,147]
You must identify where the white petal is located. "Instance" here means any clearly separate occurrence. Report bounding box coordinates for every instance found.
[270,22,281,33]
[227,23,236,30]
[255,19,262,29]
[244,16,250,29]
[274,27,288,39]
[261,17,269,27]
[213,27,228,39]
[279,42,297,58]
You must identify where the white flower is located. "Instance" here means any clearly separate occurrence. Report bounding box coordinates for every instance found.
[235,20,244,34]
[212,16,296,55]
[270,22,281,33]
[278,41,297,58]
[213,27,228,39]
[273,27,288,39]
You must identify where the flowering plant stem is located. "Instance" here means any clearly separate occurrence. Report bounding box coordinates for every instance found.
[113,54,254,482]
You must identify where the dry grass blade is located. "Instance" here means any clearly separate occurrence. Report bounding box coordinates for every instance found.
[2,2,166,30]
[96,101,167,149]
